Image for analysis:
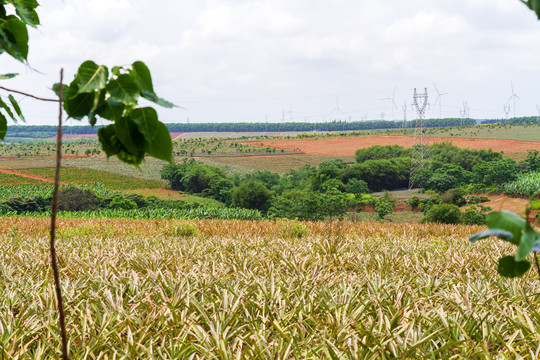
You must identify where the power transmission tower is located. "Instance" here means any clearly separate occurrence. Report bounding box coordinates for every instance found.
[402,101,407,128]
[503,104,511,123]
[409,87,430,190]
[459,102,468,126]
[537,105,540,123]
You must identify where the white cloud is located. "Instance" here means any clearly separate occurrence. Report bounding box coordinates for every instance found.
[2,0,540,125]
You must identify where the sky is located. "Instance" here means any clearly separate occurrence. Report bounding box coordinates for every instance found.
[1,0,540,126]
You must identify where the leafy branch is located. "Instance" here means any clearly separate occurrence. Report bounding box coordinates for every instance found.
[56,60,175,167]
[470,210,540,278]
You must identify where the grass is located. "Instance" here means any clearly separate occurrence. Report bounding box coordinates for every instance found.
[2,218,540,357]
[379,123,540,142]
[200,154,356,174]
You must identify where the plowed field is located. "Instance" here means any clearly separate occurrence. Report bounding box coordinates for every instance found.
[243,135,540,156]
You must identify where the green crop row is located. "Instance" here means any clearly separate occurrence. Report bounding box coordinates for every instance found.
[3,207,263,220]
[0,183,120,200]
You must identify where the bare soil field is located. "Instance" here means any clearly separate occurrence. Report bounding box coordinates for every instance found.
[244,135,540,156]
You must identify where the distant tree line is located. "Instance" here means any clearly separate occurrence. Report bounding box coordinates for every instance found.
[481,117,539,125]
[5,118,477,138]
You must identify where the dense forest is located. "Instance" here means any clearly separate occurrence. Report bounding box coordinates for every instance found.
[6,118,478,138]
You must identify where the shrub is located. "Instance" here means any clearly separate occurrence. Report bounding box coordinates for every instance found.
[440,188,466,206]
[276,219,309,238]
[171,222,199,237]
[407,196,420,210]
[108,196,137,210]
[4,196,45,213]
[423,203,462,224]
[58,187,99,211]
[375,201,393,221]
[461,205,491,225]
[465,195,490,205]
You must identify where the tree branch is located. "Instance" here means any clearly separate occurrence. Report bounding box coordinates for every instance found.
[0,85,59,102]
[49,68,69,360]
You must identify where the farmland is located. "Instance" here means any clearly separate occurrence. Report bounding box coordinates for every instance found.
[2,217,540,358]
[2,124,540,356]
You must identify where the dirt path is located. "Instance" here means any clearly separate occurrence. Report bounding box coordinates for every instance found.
[0,168,66,184]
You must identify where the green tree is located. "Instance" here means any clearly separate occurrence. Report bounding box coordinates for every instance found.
[231,180,273,211]
[423,203,462,224]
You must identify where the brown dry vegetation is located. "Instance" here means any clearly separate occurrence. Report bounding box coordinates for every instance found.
[3,217,540,358]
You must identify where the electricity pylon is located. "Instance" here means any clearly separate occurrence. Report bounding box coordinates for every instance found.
[409,87,430,190]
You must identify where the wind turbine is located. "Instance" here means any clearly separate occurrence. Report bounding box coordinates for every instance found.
[329,96,345,121]
[506,80,520,118]
[432,82,449,118]
[381,85,398,120]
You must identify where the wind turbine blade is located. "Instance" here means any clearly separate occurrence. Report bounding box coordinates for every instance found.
[433,82,440,96]
[392,100,398,110]
[392,85,398,98]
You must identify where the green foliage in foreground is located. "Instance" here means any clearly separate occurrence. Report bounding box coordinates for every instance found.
[470,211,540,278]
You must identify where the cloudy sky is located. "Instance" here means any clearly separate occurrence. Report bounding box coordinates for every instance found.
[1,0,540,126]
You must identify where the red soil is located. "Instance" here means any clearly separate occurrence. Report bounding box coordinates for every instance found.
[243,135,540,156]
[0,168,66,184]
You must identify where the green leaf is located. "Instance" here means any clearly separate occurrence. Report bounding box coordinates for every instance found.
[0,96,15,122]
[96,97,125,122]
[486,211,526,246]
[8,94,24,122]
[64,80,94,120]
[0,111,6,140]
[532,239,540,252]
[128,107,159,143]
[98,125,121,157]
[77,61,108,93]
[10,0,40,27]
[98,124,144,167]
[521,0,540,19]
[111,66,124,76]
[498,256,531,278]
[106,74,139,105]
[114,116,147,156]
[0,15,29,61]
[131,61,154,95]
[132,61,175,108]
[469,229,514,243]
[516,226,540,261]
[147,121,172,162]
[52,83,68,99]
[0,73,17,80]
